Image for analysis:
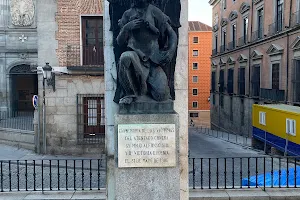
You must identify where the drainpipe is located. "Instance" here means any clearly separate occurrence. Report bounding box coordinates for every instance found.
[286,0,293,103]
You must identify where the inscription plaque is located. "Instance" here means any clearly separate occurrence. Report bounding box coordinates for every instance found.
[118,124,176,168]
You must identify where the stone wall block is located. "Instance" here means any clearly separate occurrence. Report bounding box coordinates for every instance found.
[64,97,76,106]
[46,98,56,106]
[56,106,68,114]
[56,89,67,97]
[54,114,75,124]
[56,79,67,88]
[67,106,77,115]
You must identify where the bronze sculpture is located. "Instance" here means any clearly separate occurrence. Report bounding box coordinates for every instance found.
[108,0,181,105]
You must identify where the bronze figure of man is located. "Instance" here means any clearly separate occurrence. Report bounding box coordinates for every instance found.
[116,0,178,104]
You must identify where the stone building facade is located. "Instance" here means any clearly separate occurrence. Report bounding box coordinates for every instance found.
[188,21,212,127]
[37,0,105,155]
[0,0,38,116]
[210,0,300,137]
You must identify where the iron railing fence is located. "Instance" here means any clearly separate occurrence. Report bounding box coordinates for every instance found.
[228,41,236,51]
[66,45,104,67]
[260,88,285,102]
[0,158,106,192]
[212,49,217,56]
[238,35,247,46]
[268,21,283,36]
[0,111,33,131]
[251,29,263,42]
[189,156,300,190]
[220,45,226,53]
[291,10,300,27]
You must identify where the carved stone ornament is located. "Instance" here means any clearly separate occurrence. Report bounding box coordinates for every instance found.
[253,0,263,5]
[19,53,29,60]
[213,24,219,32]
[239,2,250,14]
[266,44,284,56]
[10,0,35,26]
[221,18,228,27]
[229,11,238,21]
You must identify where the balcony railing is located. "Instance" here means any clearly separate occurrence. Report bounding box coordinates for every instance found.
[268,21,283,36]
[228,41,236,51]
[212,49,218,56]
[66,45,104,67]
[251,29,263,42]
[220,45,226,53]
[251,82,260,98]
[291,10,300,27]
[260,88,285,102]
[238,35,247,46]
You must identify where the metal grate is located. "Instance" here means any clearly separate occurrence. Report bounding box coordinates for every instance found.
[77,94,105,144]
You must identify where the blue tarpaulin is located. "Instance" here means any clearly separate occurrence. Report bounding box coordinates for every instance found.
[242,166,300,187]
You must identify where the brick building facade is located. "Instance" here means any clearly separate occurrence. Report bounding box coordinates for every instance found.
[37,0,105,155]
[209,0,300,137]
[188,21,212,126]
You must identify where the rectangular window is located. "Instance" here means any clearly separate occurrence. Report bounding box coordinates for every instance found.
[294,60,300,102]
[193,76,198,83]
[232,24,236,48]
[193,37,199,43]
[276,0,283,32]
[230,97,233,121]
[222,30,227,51]
[219,69,225,93]
[257,8,264,39]
[193,63,198,70]
[227,68,234,94]
[77,94,105,144]
[220,95,224,108]
[212,72,216,92]
[213,94,216,105]
[243,17,248,44]
[215,35,218,50]
[259,111,266,125]
[193,89,198,96]
[238,68,246,95]
[81,16,104,66]
[190,112,199,118]
[252,65,261,97]
[193,50,199,56]
[192,101,198,108]
[241,99,245,126]
[272,63,280,90]
[286,119,296,136]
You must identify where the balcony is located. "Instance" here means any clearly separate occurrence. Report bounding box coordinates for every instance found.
[251,82,260,98]
[268,21,283,36]
[212,49,218,56]
[228,41,236,51]
[238,35,247,46]
[66,45,104,67]
[260,88,285,102]
[251,29,263,42]
[220,45,226,53]
[291,10,300,27]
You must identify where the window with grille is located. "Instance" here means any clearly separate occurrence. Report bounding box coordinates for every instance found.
[190,112,199,118]
[212,72,216,92]
[193,63,198,70]
[238,68,245,95]
[192,102,198,108]
[227,68,234,94]
[193,37,199,43]
[192,89,198,96]
[193,76,198,83]
[272,63,280,90]
[243,17,248,44]
[257,8,264,39]
[286,119,296,136]
[193,50,198,57]
[77,94,105,144]
[219,69,225,93]
[294,60,300,102]
[259,111,266,125]
[251,65,261,97]
[276,0,283,32]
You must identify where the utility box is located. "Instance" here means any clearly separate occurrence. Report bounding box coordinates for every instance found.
[252,104,300,156]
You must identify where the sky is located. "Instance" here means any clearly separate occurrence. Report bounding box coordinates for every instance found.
[189,0,212,26]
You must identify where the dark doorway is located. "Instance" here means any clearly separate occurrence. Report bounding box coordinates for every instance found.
[10,65,38,115]
[81,16,104,66]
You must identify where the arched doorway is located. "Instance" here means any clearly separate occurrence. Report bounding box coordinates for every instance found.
[9,64,38,115]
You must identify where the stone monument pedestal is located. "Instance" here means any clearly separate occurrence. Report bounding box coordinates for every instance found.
[111,113,180,200]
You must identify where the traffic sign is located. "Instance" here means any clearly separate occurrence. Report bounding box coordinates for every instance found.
[32,95,38,108]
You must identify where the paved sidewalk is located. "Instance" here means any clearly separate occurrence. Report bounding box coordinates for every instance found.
[0,190,106,200]
[0,144,104,160]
